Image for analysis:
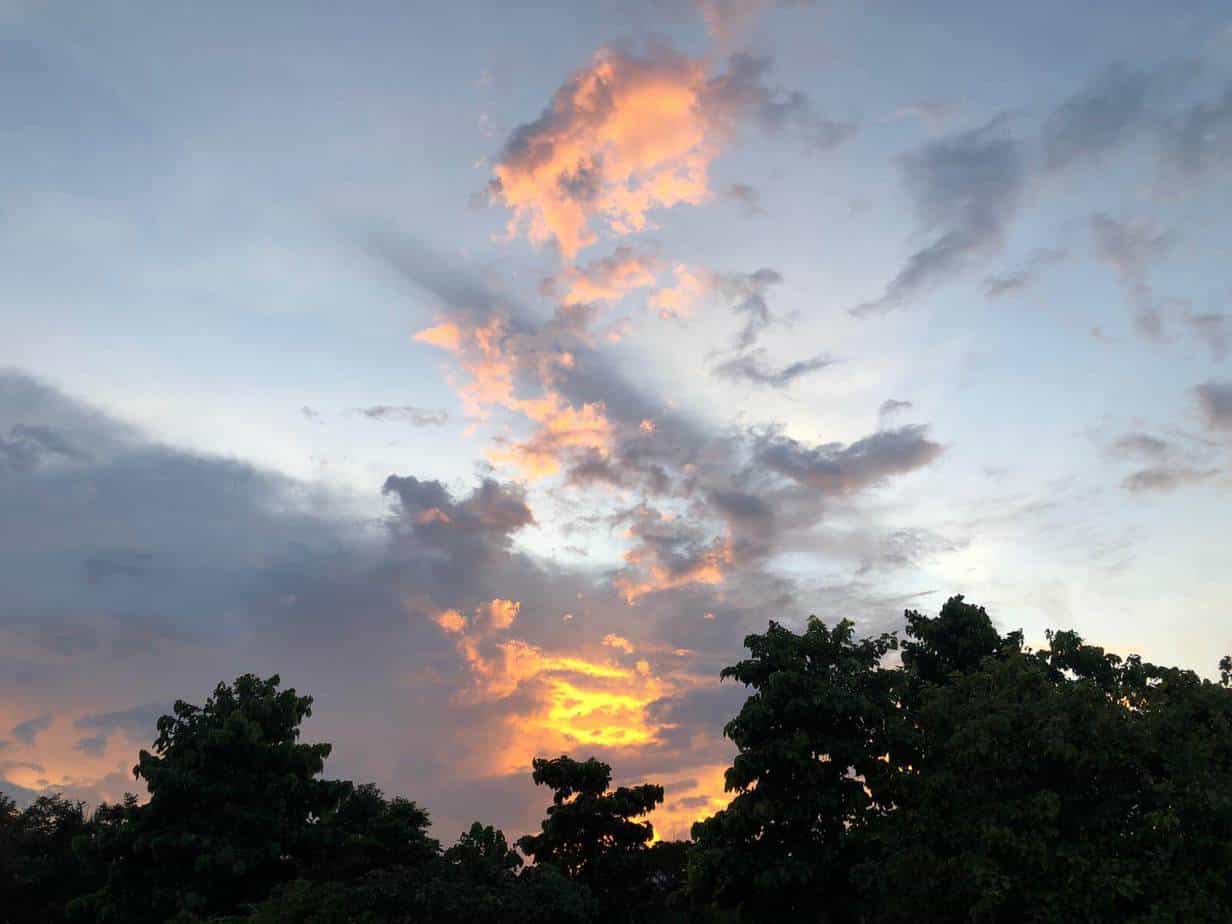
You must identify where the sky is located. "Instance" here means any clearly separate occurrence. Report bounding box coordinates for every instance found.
[2,0,1231,841]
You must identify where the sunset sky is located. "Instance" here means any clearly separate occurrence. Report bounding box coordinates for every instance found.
[3,0,1231,840]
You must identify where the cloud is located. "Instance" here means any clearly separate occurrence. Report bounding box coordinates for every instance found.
[543,246,660,305]
[1122,466,1217,493]
[878,399,913,420]
[1108,428,1221,493]
[1040,65,1161,172]
[1164,80,1232,178]
[74,703,168,744]
[851,117,1026,316]
[1184,313,1228,362]
[723,182,764,217]
[490,46,850,257]
[692,0,815,43]
[356,405,449,427]
[1089,213,1173,341]
[11,714,52,745]
[1111,432,1171,460]
[74,734,108,756]
[602,633,635,654]
[983,248,1067,299]
[715,267,784,348]
[712,348,833,388]
[753,424,944,494]
[649,264,711,320]
[892,101,959,132]
[1196,381,1232,430]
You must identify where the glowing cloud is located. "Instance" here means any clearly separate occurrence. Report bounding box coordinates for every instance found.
[492,47,715,257]
[602,632,636,654]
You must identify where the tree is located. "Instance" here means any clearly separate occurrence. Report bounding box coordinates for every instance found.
[518,755,666,922]
[688,617,900,922]
[0,794,99,923]
[75,674,350,922]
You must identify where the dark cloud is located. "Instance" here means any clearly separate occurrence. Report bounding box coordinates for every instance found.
[712,349,833,388]
[356,405,449,427]
[715,267,784,349]
[75,703,168,742]
[704,53,856,151]
[1196,381,1232,430]
[11,714,52,746]
[1041,65,1161,172]
[852,117,1027,316]
[753,425,944,494]
[983,248,1067,299]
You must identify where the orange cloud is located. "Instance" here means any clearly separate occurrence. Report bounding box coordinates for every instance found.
[491,47,719,258]
[485,598,521,630]
[615,535,733,604]
[649,762,734,842]
[547,246,661,304]
[434,608,467,633]
[602,632,635,654]
[416,314,614,479]
[649,263,712,319]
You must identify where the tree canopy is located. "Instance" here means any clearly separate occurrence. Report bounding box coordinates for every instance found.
[2,596,1230,922]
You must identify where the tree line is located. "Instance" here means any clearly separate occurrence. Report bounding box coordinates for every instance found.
[3,596,1231,922]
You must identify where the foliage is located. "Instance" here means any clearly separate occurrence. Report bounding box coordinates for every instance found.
[4,599,1232,923]
[72,673,350,922]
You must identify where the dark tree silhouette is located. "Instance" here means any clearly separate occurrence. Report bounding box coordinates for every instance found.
[73,674,350,922]
[5,596,1231,923]
[688,617,900,922]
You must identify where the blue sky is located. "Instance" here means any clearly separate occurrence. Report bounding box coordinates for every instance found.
[2,0,1231,839]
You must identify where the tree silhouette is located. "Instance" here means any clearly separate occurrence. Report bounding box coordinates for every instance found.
[73,674,350,922]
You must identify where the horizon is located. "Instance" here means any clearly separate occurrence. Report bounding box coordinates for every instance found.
[2,0,1231,843]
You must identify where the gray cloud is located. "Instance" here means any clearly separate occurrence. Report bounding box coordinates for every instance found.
[11,714,51,746]
[357,405,449,427]
[852,117,1027,316]
[1111,433,1171,460]
[75,703,168,742]
[753,425,944,494]
[724,182,764,217]
[1196,381,1232,430]
[704,53,856,152]
[75,734,108,756]
[712,348,833,388]
[878,399,913,419]
[984,248,1068,299]
[1165,81,1232,178]
[1123,466,1217,493]
[1041,64,1162,172]
[1184,313,1228,362]
[1090,213,1173,341]
[715,267,784,349]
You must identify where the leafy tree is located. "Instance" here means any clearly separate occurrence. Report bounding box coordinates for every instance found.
[0,794,100,922]
[688,617,900,921]
[74,674,350,922]
[518,755,667,922]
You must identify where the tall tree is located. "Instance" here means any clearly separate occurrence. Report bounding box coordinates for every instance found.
[687,617,900,922]
[518,755,666,921]
[74,674,349,922]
